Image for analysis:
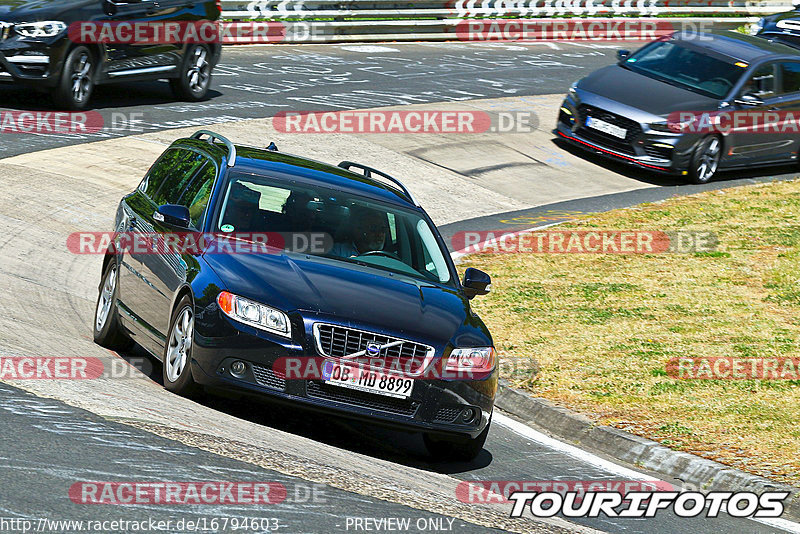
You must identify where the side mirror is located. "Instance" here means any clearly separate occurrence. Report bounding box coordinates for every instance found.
[462,268,491,300]
[155,204,191,228]
[617,49,631,61]
[102,0,118,16]
[734,93,764,107]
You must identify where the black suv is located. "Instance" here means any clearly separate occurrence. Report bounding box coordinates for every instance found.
[94,131,498,461]
[0,0,222,109]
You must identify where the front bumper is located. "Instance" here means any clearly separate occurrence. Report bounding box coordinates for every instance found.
[556,95,697,174]
[0,37,67,88]
[190,312,498,440]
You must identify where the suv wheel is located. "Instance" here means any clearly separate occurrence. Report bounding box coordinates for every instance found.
[93,260,133,350]
[163,296,199,396]
[424,417,491,463]
[52,46,95,110]
[688,136,722,184]
[170,45,212,101]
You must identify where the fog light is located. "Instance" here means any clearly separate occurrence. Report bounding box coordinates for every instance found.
[461,408,478,424]
[230,360,247,378]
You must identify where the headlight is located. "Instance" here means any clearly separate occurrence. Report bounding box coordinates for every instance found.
[649,116,695,133]
[748,18,765,36]
[217,291,291,338]
[14,21,66,38]
[446,347,496,373]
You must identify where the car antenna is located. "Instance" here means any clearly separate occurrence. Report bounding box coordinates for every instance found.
[267,142,278,151]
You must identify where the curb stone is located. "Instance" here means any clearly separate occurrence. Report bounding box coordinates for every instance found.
[494,383,800,520]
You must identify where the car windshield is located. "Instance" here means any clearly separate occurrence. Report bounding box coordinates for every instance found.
[216,173,454,285]
[623,40,745,98]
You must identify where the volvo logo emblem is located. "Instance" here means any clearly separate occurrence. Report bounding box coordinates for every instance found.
[366,343,381,356]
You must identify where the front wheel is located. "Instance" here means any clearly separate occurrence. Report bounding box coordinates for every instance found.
[424,417,491,463]
[170,45,212,102]
[52,46,95,110]
[163,296,199,396]
[687,136,722,184]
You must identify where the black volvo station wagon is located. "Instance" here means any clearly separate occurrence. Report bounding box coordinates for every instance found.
[94,131,498,461]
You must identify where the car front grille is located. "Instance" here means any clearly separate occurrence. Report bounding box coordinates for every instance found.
[252,364,286,391]
[314,323,433,375]
[306,380,419,416]
[576,104,643,156]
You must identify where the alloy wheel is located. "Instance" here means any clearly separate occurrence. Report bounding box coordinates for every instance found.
[187,47,210,94]
[696,138,721,183]
[95,265,116,332]
[71,52,93,105]
[166,307,193,383]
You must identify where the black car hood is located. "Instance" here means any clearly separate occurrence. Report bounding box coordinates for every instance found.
[578,65,721,116]
[0,0,95,22]
[204,252,472,344]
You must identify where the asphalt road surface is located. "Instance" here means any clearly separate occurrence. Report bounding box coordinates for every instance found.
[0,41,625,156]
[1,41,799,534]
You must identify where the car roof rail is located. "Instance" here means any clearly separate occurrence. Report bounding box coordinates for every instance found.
[191,130,237,167]
[338,161,419,206]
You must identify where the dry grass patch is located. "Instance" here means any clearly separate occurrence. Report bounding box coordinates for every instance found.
[462,179,800,486]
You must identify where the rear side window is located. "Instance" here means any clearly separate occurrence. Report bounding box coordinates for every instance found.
[780,62,800,94]
[182,162,217,230]
[138,149,206,205]
[743,64,776,99]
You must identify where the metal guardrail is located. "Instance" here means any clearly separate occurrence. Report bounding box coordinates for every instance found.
[219,0,796,42]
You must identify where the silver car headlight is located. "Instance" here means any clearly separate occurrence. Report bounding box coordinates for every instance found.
[217,291,291,338]
[14,21,67,38]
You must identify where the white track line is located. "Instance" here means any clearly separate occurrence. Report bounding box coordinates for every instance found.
[494,413,800,533]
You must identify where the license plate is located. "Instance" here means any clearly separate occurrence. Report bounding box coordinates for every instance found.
[322,361,413,399]
[586,116,627,139]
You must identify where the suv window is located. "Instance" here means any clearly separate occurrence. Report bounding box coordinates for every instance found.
[152,151,207,207]
[182,163,217,230]
[139,149,206,205]
[779,62,800,94]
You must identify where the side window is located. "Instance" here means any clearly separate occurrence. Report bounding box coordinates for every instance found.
[182,162,217,230]
[152,150,207,207]
[779,62,800,95]
[743,64,776,99]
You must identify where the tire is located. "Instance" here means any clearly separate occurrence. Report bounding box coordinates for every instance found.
[163,295,199,396]
[93,260,133,350]
[424,417,491,463]
[170,45,212,102]
[687,136,722,184]
[52,46,95,110]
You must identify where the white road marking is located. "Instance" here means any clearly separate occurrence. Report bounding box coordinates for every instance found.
[494,413,800,532]
[339,45,399,53]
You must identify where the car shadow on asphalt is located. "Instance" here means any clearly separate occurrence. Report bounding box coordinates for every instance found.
[113,346,494,475]
[0,83,222,111]
[551,137,799,187]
